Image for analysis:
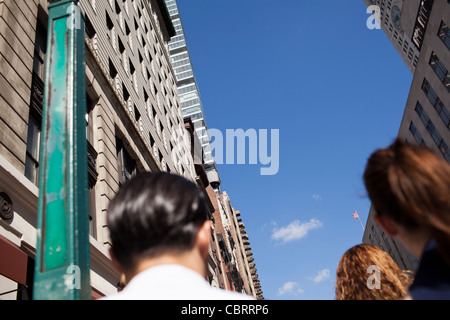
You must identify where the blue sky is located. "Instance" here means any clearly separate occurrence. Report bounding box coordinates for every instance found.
[177,0,413,300]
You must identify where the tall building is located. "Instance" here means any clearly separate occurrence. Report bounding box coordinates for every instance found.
[362,0,449,271]
[205,187,264,299]
[0,0,203,299]
[366,0,421,73]
[223,194,264,300]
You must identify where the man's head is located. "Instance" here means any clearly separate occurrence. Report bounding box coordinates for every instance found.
[107,172,211,274]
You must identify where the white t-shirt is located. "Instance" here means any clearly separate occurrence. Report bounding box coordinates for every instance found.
[100,264,255,300]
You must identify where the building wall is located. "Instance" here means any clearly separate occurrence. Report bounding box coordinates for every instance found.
[0,0,36,173]
[398,0,449,152]
[223,193,263,299]
[0,0,196,299]
[362,207,419,271]
[362,0,449,272]
[206,185,263,299]
[364,0,421,73]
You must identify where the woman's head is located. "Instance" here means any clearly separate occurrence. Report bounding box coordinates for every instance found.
[336,244,413,300]
[363,140,450,264]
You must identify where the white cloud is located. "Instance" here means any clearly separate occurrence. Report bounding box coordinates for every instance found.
[312,194,323,201]
[271,219,323,243]
[309,269,331,283]
[278,282,304,296]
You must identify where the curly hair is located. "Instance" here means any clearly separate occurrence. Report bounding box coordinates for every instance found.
[336,244,413,300]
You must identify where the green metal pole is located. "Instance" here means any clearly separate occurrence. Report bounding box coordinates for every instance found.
[33,0,90,300]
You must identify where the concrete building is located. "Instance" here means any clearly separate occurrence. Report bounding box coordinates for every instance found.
[223,194,264,300]
[365,0,421,73]
[362,0,449,271]
[183,117,228,290]
[206,187,264,300]
[0,0,201,299]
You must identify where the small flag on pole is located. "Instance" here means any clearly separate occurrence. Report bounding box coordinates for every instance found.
[352,210,365,232]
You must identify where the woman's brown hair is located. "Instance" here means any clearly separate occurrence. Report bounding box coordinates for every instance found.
[336,244,413,300]
[363,139,450,265]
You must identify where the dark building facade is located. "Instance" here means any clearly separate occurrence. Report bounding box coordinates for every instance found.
[362,0,449,271]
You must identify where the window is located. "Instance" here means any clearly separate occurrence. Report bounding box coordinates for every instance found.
[32,21,47,81]
[116,137,137,185]
[134,105,141,122]
[438,20,450,50]
[429,52,450,92]
[129,58,136,90]
[122,83,130,102]
[109,58,118,79]
[125,21,133,51]
[422,79,450,128]
[25,110,41,186]
[409,121,425,146]
[85,16,97,51]
[412,0,434,50]
[86,94,98,238]
[415,103,450,160]
[26,21,47,185]
[106,11,116,51]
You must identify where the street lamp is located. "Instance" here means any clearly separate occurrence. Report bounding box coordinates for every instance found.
[33,0,90,300]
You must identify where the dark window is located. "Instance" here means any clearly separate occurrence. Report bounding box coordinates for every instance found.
[412,0,434,50]
[422,79,450,128]
[438,20,450,50]
[109,58,118,79]
[32,21,47,81]
[409,121,426,147]
[415,102,449,160]
[85,16,96,40]
[429,52,450,92]
[26,22,47,185]
[116,137,137,185]
[25,111,41,186]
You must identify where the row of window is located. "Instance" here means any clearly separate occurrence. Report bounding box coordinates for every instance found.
[429,52,450,93]
[28,0,193,182]
[372,0,420,70]
[438,20,450,51]
[408,13,450,163]
[102,3,191,166]
[422,79,450,128]
[105,0,178,101]
[409,122,426,147]
[412,0,434,50]
[414,103,450,162]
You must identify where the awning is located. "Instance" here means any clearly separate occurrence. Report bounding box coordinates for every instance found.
[0,235,28,285]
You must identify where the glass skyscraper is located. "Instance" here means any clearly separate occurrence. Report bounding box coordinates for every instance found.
[165,0,216,169]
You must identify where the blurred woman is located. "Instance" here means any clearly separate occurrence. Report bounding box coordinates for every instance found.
[363,140,450,300]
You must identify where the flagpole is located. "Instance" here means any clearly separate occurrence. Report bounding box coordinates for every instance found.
[353,210,365,233]
[358,217,365,233]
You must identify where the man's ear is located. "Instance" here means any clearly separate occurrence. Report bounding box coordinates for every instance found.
[374,214,399,237]
[196,220,212,259]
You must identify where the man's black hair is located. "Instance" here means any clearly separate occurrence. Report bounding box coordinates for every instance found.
[107,172,209,270]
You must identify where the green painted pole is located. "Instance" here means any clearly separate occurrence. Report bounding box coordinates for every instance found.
[33,0,90,300]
